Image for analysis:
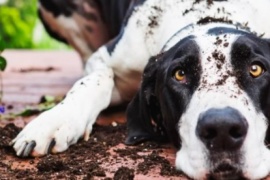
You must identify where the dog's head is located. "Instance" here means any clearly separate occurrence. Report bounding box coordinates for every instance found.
[126,24,270,179]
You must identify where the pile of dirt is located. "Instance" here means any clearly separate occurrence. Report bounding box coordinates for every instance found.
[0,123,186,179]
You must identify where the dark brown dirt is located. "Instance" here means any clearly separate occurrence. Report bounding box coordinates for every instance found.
[137,151,182,176]
[113,167,134,180]
[0,123,186,179]
[13,67,58,73]
[197,16,233,25]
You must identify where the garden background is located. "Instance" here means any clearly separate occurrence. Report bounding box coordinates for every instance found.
[0,0,68,49]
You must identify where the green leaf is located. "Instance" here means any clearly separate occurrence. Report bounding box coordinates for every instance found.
[0,42,5,52]
[16,108,41,117]
[0,56,7,71]
[41,95,56,103]
[15,103,55,117]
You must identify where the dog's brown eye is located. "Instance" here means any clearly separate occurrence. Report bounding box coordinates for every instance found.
[249,64,264,78]
[175,69,185,81]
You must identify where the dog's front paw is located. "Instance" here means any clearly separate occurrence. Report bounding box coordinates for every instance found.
[11,106,91,157]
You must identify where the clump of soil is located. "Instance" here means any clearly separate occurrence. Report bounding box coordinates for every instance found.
[0,123,186,179]
[14,66,57,73]
[212,49,225,63]
[0,124,21,147]
[113,167,134,180]
[137,151,182,176]
[193,0,219,7]
[197,16,233,25]
[36,156,67,172]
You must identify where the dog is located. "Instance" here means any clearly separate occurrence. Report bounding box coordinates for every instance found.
[11,0,270,179]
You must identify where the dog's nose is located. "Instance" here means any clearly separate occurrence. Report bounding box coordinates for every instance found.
[196,107,248,151]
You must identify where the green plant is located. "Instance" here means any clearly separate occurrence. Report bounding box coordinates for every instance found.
[0,0,37,48]
[0,0,68,49]
[0,54,6,71]
[0,39,6,70]
[0,45,7,103]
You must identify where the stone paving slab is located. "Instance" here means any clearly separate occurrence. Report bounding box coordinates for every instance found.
[1,50,82,105]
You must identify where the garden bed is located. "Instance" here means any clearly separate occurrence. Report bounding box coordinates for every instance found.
[0,50,187,179]
[0,121,187,179]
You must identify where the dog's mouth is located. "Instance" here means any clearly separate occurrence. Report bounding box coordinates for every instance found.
[207,163,247,180]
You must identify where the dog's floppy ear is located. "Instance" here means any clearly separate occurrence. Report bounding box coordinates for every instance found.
[264,86,270,143]
[125,55,168,145]
[264,39,270,143]
[265,89,270,143]
[265,39,270,118]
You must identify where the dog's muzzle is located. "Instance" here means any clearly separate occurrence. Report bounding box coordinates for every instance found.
[195,107,249,179]
[196,107,248,152]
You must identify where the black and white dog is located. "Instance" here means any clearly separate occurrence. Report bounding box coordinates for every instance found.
[11,0,270,179]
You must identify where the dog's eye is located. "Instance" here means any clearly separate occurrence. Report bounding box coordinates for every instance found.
[249,63,265,78]
[174,69,186,81]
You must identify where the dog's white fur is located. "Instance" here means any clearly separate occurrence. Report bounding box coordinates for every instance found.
[13,0,270,179]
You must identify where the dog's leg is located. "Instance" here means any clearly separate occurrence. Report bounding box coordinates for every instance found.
[11,47,116,157]
[11,0,160,157]
[38,0,110,63]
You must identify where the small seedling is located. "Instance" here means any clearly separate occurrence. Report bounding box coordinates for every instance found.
[0,56,7,71]
[0,42,6,71]
[0,45,7,105]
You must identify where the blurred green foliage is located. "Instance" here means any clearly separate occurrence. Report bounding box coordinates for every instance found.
[0,41,6,71]
[0,49,6,103]
[0,0,36,48]
[0,0,68,49]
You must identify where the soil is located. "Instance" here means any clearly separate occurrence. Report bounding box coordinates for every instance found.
[113,167,134,180]
[197,16,233,25]
[13,67,57,73]
[0,122,187,179]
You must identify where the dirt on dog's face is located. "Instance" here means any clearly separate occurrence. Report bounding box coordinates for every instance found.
[127,24,270,180]
[164,28,270,179]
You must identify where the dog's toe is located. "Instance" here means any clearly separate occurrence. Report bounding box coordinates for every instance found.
[12,129,68,157]
[14,140,37,157]
[47,139,56,154]
[22,141,36,157]
[15,141,27,157]
[13,134,49,157]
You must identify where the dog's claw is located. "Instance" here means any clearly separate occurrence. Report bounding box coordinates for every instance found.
[47,139,56,154]
[84,130,91,141]
[17,142,27,157]
[9,140,15,146]
[22,141,36,157]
